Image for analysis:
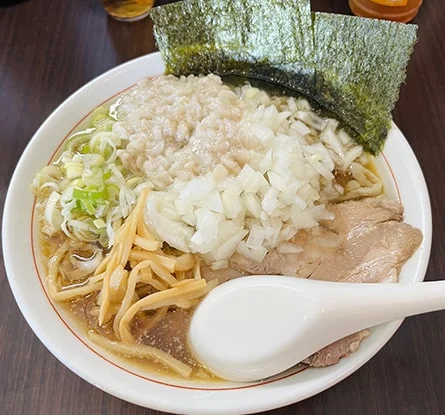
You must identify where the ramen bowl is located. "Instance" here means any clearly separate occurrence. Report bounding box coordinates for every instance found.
[2,52,432,415]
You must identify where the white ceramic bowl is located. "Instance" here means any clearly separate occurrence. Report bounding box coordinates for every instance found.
[2,52,432,415]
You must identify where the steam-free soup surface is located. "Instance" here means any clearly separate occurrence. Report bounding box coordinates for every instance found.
[32,74,422,382]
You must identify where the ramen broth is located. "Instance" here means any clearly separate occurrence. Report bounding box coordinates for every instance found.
[66,294,218,380]
[33,75,401,381]
[39,234,217,380]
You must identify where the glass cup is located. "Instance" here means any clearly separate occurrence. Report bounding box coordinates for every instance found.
[349,0,423,23]
[102,0,155,22]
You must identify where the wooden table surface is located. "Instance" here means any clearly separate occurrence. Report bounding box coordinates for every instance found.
[1,0,444,414]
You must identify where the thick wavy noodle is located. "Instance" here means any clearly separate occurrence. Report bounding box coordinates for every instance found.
[45,188,217,378]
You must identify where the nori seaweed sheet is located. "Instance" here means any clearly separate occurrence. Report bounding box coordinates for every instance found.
[150,0,417,154]
[313,12,417,153]
[150,0,316,97]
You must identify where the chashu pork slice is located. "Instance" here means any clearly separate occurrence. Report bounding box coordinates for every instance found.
[226,196,422,367]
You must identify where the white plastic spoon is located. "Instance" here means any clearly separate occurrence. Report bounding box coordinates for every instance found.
[189,276,445,382]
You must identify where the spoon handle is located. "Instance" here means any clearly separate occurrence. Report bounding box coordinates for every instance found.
[320,280,445,338]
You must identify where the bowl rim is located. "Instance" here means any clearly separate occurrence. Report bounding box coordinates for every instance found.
[2,52,432,414]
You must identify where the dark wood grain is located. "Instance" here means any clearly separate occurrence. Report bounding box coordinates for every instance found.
[1,1,444,414]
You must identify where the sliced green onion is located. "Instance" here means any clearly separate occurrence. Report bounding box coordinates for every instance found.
[83,166,104,187]
[65,128,95,152]
[93,219,107,229]
[82,200,96,215]
[72,188,108,201]
[64,162,83,179]
[35,101,144,247]
[69,219,93,232]
[126,176,143,188]
[43,191,62,231]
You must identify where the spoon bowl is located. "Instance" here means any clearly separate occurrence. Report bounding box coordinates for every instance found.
[189,276,445,382]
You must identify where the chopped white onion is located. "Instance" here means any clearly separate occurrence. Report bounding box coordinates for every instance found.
[139,93,369,263]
